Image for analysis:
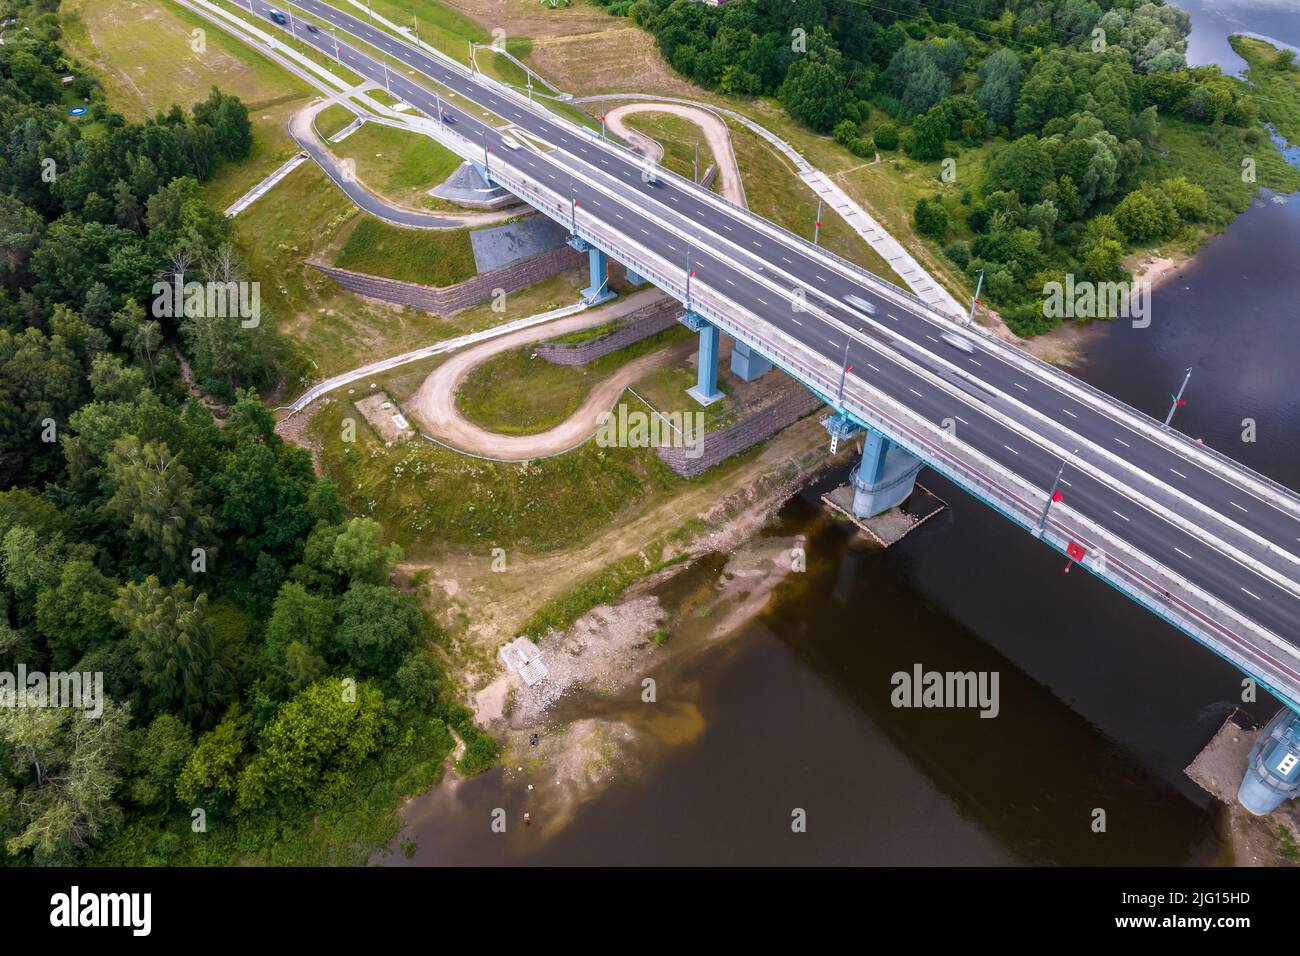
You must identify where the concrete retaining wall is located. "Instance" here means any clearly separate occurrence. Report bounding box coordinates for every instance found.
[312,243,584,315]
[535,300,679,366]
[657,387,824,478]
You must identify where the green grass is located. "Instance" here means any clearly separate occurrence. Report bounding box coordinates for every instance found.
[327,120,463,207]
[546,320,622,345]
[1233,36,1300,146]
[475,40,558,96]
[624,110,719,188]
[454,324,690,436]
[314,104,358,140]
[365,0,487,65]
[727,118,905,287]
[334,218,477,287]
[207,0,365,87]
[311,399,681,554]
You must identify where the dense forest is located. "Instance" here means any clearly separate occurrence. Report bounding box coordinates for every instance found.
[0,1,492,864]
[595,0,1296,333]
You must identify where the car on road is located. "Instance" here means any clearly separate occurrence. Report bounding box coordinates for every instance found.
[940,332,975,354]
[268,10,287,25]
[843,293,877,316]
[501,135,521,150]
[306,23,318,33]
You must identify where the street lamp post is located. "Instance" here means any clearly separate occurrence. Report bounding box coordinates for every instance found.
[813,198,823,245]
[966,268,984,328]
[1036,451,1076,534]
[1164,367,1193,429]
[835,340,852,407]
[330,27,340,66]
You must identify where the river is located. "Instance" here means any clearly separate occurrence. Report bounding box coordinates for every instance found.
[382,3,1300,866]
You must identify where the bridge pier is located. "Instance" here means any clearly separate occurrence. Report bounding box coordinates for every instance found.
[851,429,923,518]
[730,340,773,381]
[1238,707,1300,815]
[580,246,615,304]
[624,267,647,287]
[686,319,724,407]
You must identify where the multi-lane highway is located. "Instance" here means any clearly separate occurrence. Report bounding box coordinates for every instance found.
[235,0,1300,695]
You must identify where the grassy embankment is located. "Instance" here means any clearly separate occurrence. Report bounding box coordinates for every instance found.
[623,110,719,189]
[1232,36,1300,145]
[314,102,357,139]
[326,120,464,208]
[454,323,692,435]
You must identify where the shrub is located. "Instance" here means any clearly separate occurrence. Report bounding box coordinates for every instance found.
[872,121,900,151]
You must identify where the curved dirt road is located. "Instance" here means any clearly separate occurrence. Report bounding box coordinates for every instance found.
[604,103,746,207]
[410,289,693,460]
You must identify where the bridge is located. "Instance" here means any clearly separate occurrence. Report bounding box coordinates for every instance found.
[238,0,1300,812]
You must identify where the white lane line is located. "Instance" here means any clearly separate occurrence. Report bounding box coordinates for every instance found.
[1060,478,1072,487]
[926,335,938,343]
[909,388,923,398]
[792,318,803,327]
[970,359,982,367]
[1174,546,1193,560]
[724,278,735,286]
[1241,587,1261,600]
[1112,510,1130,522]
[1062,408,1077,419]
[1114,437,1131,448]
[1170,467,1187,479]
[614,213,624,220]
[723,224,733,232]
[955,415,969,425]
[866,363,880,372]
[1231,501,1249,513]
[815,273,827,282]
[756,296,768,305]
[1002,444,1019,455]
[782,256,793,264]
[886,314,899,322]
[670,196,679,203]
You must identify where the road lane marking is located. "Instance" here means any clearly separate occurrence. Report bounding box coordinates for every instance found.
[1002,444,1018,455]
[1231,501,1249,513]
[909,388,923,398]
[1114,437,1130,448]
[1174,546,1193,560]
[1112,510,1130,521]
[1170,467,1187,479]
[1014,383,1029,392]
[1241,587,1261,600]
[1062,408,1077,418]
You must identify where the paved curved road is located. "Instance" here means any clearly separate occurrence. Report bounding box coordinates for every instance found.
[604,103,745,207]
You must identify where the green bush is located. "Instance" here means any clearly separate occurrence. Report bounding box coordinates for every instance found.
[872,121,900,150]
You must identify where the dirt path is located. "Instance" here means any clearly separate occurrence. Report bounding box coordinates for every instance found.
[409,287,681,459]
[604,103,746,207]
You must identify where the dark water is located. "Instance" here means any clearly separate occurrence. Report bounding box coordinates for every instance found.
[383,9,1300,867]
[1179,0,1300,74]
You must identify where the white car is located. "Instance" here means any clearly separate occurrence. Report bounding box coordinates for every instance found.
[940,332,975,354]
[501,135,522,150]
[843,294,877,316]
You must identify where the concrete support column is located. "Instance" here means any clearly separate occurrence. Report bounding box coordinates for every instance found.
[687,323,724,406]
[730,340,773,381]
[582,247,614,304]
[1238,708,1300,815]
[851,429,922,517]
[624,267,647,286]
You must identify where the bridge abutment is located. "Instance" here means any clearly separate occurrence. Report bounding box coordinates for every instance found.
[851,429,923,518]
[730,340,773,381]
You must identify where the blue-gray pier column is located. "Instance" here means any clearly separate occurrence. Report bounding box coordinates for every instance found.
[851,429,923,517]
[730,340,772,381]
[679,311,724,406]
[1238,707,1300,815]
[567,236,616,305]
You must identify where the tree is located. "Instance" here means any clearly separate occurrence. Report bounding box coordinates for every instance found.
[328,517,401,585]
[111,576,228,723]
[913,197,949,239]
[104,436,216,581]
[1014,60,1076,134]
[975,49,1022,128]
[34,559,119,668]
[778,59,849,133]
[1159,176,1208,222]
[176,705,250,814]
[235,680,385,812]
[985,136,1056,204]
[905,105,949,162]
[0,696,129,862]
[1083,237,1125,281]
[872,122,899,151]
[333,583,423,676]
[1114,189,1167,241]
[125,713,193,810]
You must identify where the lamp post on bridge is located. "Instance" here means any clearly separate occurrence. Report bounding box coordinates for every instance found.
[813,198,823,246]
[600,97,606,139]
[479,130,490,177]
[966,268,984,328]
[685,246,694,312]
[569,175,578,234]
[835,340,852,408]
[1036,449,1077,535]
[1164,367,1193,429]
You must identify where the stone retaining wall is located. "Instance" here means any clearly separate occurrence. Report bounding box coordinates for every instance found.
[535,300,679,366]
[312,244,584,315]
[657,387,824,478]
